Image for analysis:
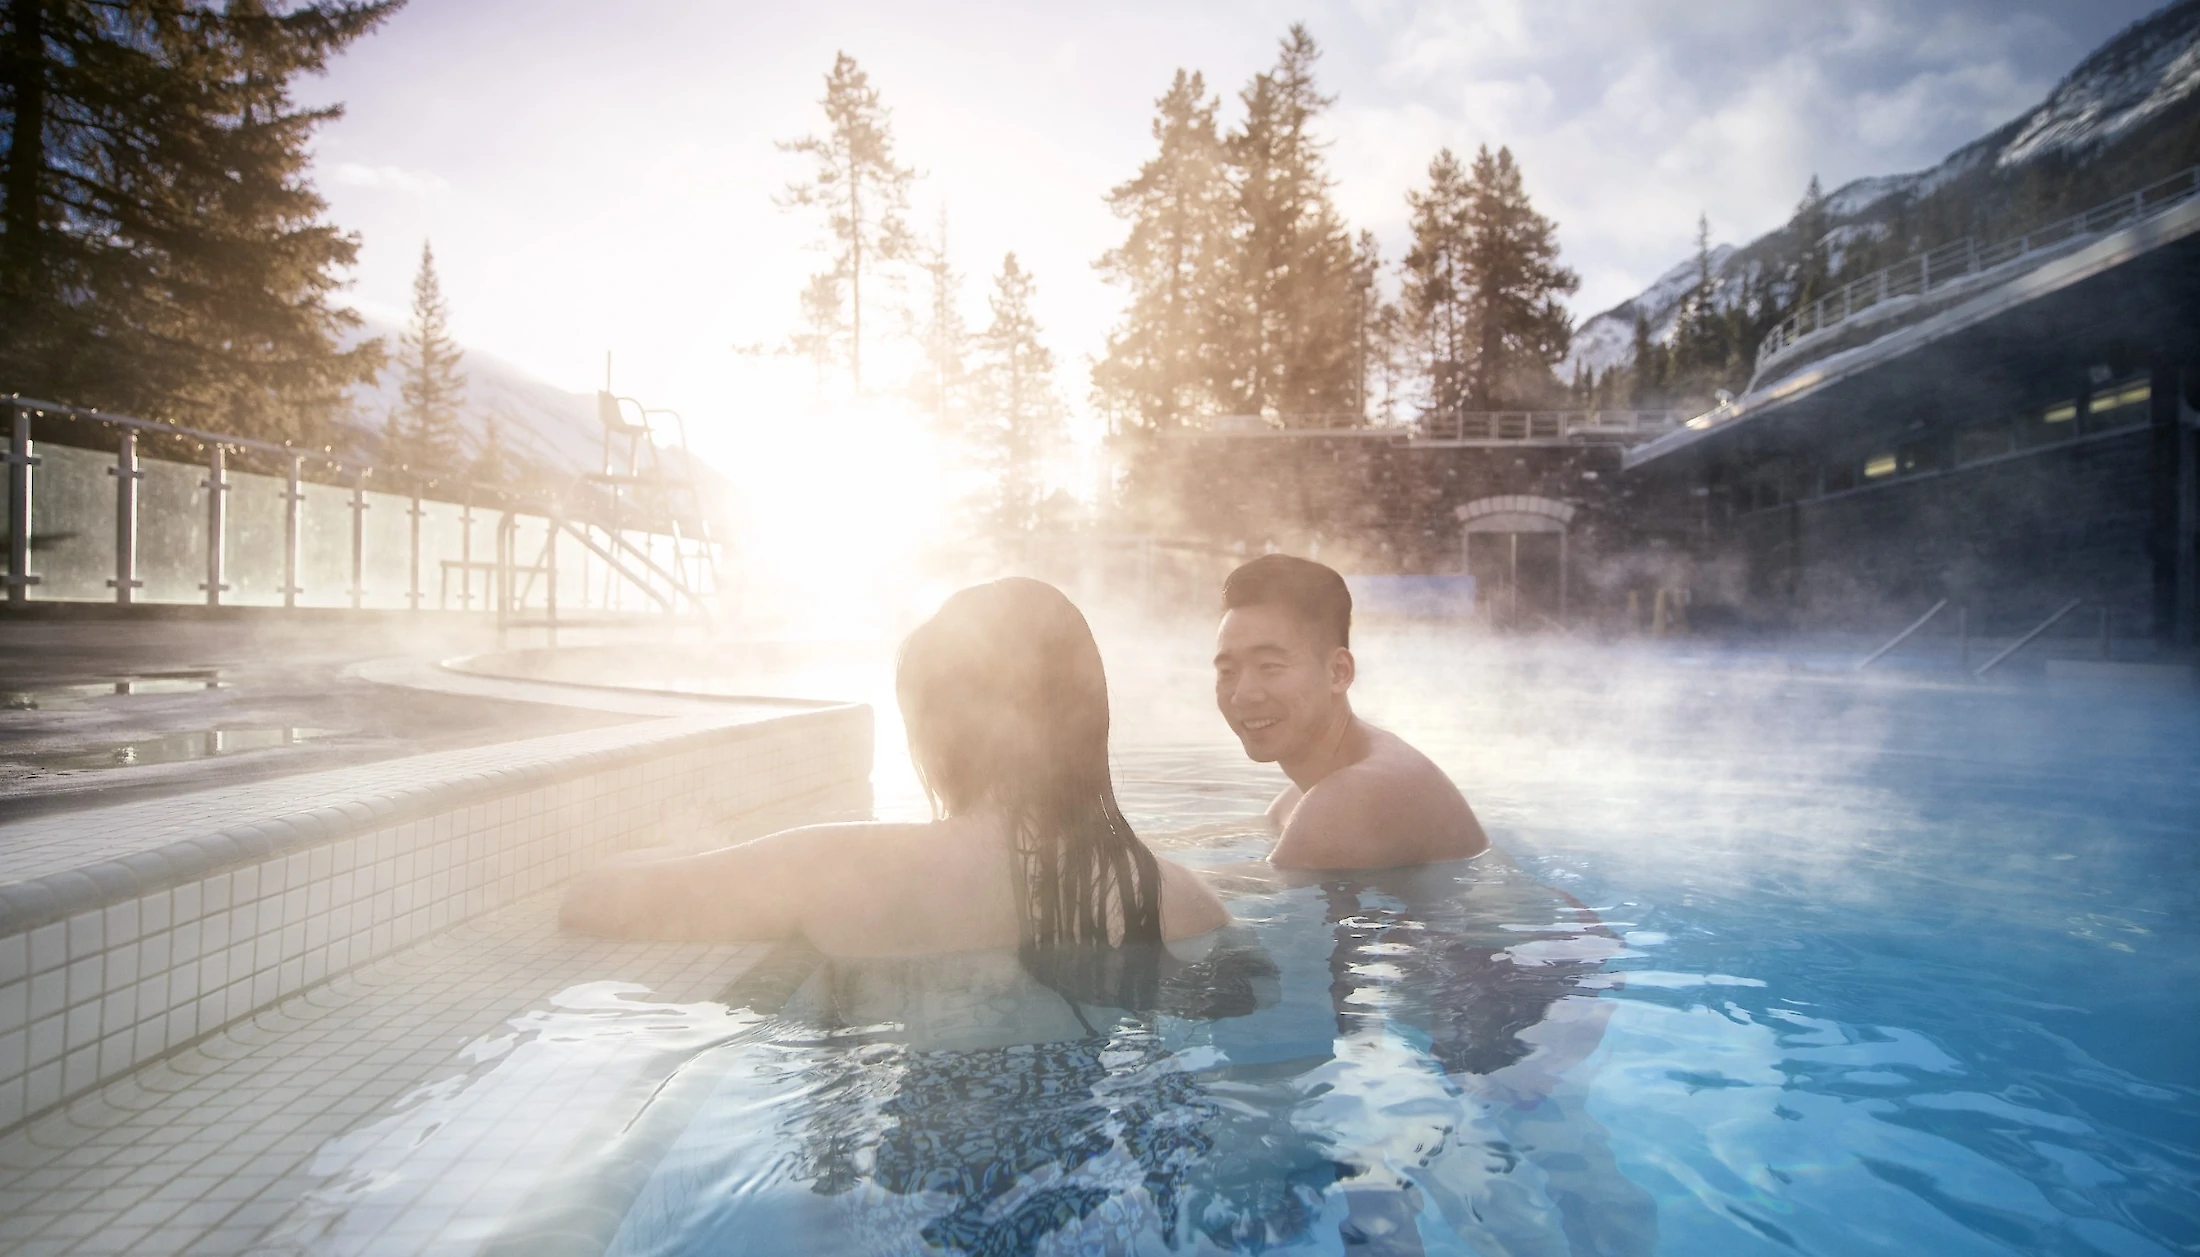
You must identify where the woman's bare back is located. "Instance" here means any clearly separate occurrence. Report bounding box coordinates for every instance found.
[562,812,1228,958]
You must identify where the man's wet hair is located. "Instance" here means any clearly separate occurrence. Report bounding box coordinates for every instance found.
[1222,554,1351,649]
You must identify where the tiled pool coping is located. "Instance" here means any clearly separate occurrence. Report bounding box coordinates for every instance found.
[0,657,874,1136]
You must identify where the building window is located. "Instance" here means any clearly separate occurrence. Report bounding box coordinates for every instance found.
[1824,461,1859,494]
[1863,451,1898,480]
[2018,400,2078,448]
[2087,379,2151,431]
[1897,436,1945,475]
[1957,423,2014,464]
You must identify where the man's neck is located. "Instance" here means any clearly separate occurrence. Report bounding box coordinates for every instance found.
[1278,705,1366,792]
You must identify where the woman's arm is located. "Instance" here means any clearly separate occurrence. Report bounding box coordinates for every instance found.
[559,824,855,940]
[1157,857,1232,940]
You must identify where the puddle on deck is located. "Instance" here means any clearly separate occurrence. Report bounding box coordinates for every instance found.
[1,669,224,711]
[3,726,330,771]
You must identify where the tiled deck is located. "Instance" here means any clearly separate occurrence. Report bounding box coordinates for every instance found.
[0,653,875,1253]
[0,891,776,1257]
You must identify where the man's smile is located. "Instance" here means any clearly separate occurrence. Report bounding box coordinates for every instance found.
[1238,716,1281,733]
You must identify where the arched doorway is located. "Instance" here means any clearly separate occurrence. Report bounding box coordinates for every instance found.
[1456,495,1576,627]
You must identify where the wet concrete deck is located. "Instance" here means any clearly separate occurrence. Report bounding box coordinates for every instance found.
[0,620,635,822]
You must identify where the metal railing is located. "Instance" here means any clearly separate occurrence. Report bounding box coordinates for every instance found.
[1759,163,2200,368]
[1974,598,2094,678]
[1856,598,1952,670]
[1413,410,1682,444]
[1170,410,1682,444]
[1852,597,2118,677]
[2,395,716,619]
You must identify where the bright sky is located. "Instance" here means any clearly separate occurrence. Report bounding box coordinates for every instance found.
[300,0,2160,480]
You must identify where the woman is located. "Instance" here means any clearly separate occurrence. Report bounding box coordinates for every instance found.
[560,578,1229,962]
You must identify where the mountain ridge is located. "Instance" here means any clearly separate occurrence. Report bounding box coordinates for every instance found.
[1561,0,2200,384]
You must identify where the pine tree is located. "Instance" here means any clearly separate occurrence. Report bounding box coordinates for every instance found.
[0,0,396,439]
[910,206,967,433]
[1627,310,1669,407]
[1223,26,1359,423]
[1460,144,1577,409]
[777,52,916,392]
[788,269,848,396]
[1401,147,1474,416]
[971,253,1062,538]
[1789,175,1832,312]
[1673,213,1721,379]
[1351,229,1388,423]
[1093,69,1232,431]
[392,240,466,474]
[472,412,507,485]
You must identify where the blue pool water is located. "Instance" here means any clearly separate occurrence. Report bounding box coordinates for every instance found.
[300,639,2200,1255]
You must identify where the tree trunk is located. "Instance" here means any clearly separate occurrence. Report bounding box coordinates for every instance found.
[849,160,863,392]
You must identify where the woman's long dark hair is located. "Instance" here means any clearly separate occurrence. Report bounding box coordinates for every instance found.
[897,579,1164,984]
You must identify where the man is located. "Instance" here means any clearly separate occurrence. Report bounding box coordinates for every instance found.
[1214,554,1488,869]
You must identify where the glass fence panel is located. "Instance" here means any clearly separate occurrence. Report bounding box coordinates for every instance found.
[27,443,113,601]
[589,528,624,612]
[362,490,414,609]
[550,522,592,612]
[507,515,553,612]
[623,529,662,611]
[479,509,513,609]
[138,455,208,604]
[587,526,637,612]
[296,481,354,608]
[415,498,467,611]
[683,537,717,597]
[224,469,287,606]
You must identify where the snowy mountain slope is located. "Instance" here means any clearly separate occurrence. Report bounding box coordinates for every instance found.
[1563,248,1740,377]
[341,317,608,476]
[1996,1,2200,167]
[1561,0,2200,383]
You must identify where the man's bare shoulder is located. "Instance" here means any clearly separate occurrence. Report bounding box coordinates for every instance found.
[1271,724,1487,869]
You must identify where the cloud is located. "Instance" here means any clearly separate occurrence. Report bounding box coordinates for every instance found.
[329,162,451,196]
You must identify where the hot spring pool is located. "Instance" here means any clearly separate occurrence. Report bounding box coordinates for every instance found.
[264,638,2198,1256]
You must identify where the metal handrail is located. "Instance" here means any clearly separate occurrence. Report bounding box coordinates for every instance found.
[3,392,716,616]
[1172,409,1683,441]
[1973,598,2086,677]
[1856,598,1948,670]
[0,392,710,538]
[1759,163,2200,367]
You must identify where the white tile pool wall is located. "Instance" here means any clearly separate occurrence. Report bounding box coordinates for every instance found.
[0,705,873,1135]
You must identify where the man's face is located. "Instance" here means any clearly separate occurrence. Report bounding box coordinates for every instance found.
[1214,604,1351,764]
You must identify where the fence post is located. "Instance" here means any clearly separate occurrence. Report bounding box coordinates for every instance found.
[407,493,424,611]
[348,470,368,610]
[458,496,474,611]
[282,455,303,608]
[545,517,560,647]
[5,404,37,605]
[202,446,228,607]
[107,431,142,605]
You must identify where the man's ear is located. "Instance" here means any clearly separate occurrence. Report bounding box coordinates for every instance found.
[1329,646,1356,693]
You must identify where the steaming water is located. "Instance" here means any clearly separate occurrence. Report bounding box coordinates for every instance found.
[275,633,2199,1256]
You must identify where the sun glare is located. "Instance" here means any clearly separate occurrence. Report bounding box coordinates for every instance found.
[706,357,969,640]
